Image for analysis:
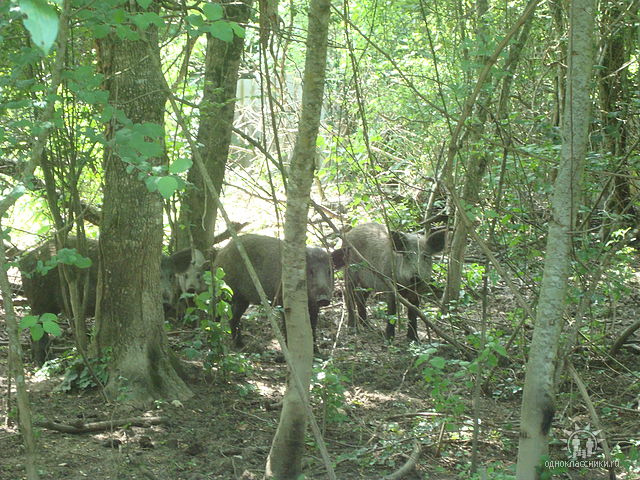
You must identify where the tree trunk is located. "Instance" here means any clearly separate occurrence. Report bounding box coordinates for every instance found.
[516,0,595,477]
[598,0,637,241]
[443,0,492,309]
[264,0,331,478]
[177,0,253,252]
[93,1,192,406]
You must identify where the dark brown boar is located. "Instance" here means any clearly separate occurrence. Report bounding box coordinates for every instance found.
[19,237,99,365]
[212,234,333,352]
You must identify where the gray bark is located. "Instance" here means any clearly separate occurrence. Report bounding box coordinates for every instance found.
[516,0,595,477]
[264,0,332,478]
[93,1,192,406]
[177,0,252,252]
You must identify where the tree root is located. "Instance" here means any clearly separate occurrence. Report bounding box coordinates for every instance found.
[36,416,167,433]
[382,441,423,480]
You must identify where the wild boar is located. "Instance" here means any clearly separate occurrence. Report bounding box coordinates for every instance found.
[332,222,445,341]
[212,234,333,351]
[160,247,208,318]
[18,237,99,365]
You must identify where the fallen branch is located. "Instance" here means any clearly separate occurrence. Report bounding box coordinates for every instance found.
[36,416,167,433]
[610,319,640,356]
[382,441,424,480]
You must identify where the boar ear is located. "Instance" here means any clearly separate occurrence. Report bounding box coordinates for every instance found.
[192,248,206,265]
[390,231,410,252]
[426,229,446,254]
[331,248,346,269]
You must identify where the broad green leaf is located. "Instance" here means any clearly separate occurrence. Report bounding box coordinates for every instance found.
[92,23,111,39]
[187,14,205,28]
[169,157,192,174]
[230,23,245,38]
[145,176,159,192]
[30,323,45,340]
[115,24,140,41]
[206,21,233,42]
[20,315,39,329]
[138,122,164,138]
[430,356,446,369]
[42,317,62,336]
[20,0,59,54]
[136,0,152,9]
[132,12,163,31]
[156,175,179,199]
[203,3,223,21]
[137,140,163,158]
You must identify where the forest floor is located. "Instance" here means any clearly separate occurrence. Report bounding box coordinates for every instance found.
[1,280,639,480]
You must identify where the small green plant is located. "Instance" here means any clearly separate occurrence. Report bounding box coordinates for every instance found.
[52,348,111,392]
[613,444,640,475]
[412,344,467,416]
[312,361,349,424]
[20,312,61,344]
[183,267,254,380]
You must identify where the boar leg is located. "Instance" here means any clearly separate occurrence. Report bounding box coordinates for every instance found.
[385,294,398,340]
[307,302,320,354]
[404,290,421,342]
[346,284,368,330]
[230,298,249,348]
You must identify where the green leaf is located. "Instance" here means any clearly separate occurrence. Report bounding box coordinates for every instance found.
[168,157,192,174]
[42,317,62,336]
[230,23,245,38]
[92,23,111,39]
[20,315,39,329]
[156,175,179,199]
[31,323,45,341]
[203,3,223,21]
[115,24,140,41]
[111,9,127,24]
[40,312,57,323]
[493,343,508,357]
[132,12,163,31]
[20,0,59,54]
[206,21,233,42]
[429,356,446,369]
[145,176,159,192]
[187,14,205,28]
[137,139,163,158]
[136,0,152,9]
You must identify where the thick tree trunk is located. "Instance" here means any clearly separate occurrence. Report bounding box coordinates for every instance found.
[516,0,595,478]
[177,0,253,252]
[264,0,331,478]
[93,1,192,406]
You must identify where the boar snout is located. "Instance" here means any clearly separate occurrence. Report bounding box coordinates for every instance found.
[316,296,331,307]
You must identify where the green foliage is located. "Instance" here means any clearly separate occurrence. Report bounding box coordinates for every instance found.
[413,344,467,416]
[20,312,61,341]
[181,267,254,382]
[35,348,111,392]
[312,361,349,424]
[18,0,59,55]
[612,444,640,475]
[185,2,244,41]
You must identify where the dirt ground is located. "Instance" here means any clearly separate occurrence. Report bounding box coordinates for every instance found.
[1,285,639,480]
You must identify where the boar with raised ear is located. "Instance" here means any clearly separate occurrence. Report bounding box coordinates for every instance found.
[332,222,446,341]
[160,247,209,317]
